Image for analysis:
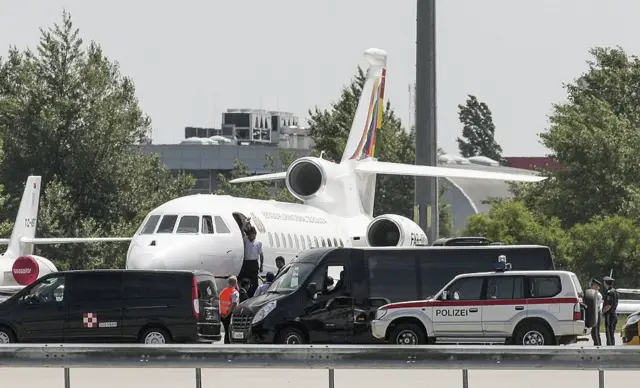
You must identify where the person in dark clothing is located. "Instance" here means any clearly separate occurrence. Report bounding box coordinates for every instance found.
[275,256,285,277]
[602,276,619,346]
[239,278,251,303]
[590,279,602,346]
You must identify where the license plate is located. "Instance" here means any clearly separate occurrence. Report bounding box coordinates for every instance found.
[232,331,244,340]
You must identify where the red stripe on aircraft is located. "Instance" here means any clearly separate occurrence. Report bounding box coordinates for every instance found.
[381,297,579,310]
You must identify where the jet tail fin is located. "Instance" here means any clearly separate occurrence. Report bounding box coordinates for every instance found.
[4,176,41,258]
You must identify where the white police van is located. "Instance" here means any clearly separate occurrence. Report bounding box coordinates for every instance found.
[371,257,599,346]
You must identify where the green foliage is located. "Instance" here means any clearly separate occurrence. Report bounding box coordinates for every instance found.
[456,95,504,163]
[0,11,194,269]
[307,67,451,234]
[464,200,571,269]
[216,148,300,203]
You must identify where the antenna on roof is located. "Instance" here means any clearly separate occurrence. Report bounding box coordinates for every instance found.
[494,255,512,272]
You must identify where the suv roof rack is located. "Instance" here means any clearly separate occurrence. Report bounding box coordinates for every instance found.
[431,237,492,246]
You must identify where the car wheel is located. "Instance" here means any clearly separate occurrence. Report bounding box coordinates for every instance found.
[583,288,598,329]
[141,328,172,344]
[276,327,305,344]
[515,323,553,346]
[389,323,426,345]
[0,327,15,344]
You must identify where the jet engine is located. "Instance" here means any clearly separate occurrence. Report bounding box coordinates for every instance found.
[285,157,333,201]
[366,214,428,247]
[10,255,58,286]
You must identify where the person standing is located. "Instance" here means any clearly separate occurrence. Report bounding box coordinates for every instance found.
[240,225,264,289]
[239,278,251,302]
[254,272,275,297]
[602,276,619,346]
[589,279,603,346]
[275,256,285,277]
[219,276,240,344]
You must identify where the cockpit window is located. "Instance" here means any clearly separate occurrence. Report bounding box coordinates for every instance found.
[214,216,230,233]
[157,215,178,233]
[202,216,214,234]
[140,215,160,234]
[177,216,199,234]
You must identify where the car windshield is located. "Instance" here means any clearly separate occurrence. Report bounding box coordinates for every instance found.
[269,263,315,294]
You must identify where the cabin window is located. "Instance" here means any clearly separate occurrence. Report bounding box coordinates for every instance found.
[214,216,230,233]
[275,233,281,247]
[300,235,306,249]
[321,238,326,247]
[306,236,312,248]
[268,232,274,247]
[327,238,332,247]
[141,215,161,234]
[157,215,178,233]
[339,239,344,247]
[313,237,319,248]
[287,234,293,248]
[294,235,300,250]
[281,233,286,248]
[202,216,214,234]
[333,238,338,247]
[177,216,200,234]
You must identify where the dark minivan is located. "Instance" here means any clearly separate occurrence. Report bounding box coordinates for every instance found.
[229,245,555,344]
[0,269,221,344]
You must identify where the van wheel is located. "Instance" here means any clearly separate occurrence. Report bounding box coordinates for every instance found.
[141,327,172,344]
[0,327,15,344]
[276,327,305,344]
[389,323,426,345]
[515,323,553,346]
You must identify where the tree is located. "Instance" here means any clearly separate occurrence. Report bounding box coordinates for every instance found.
[216,148,300,203]
[464,200,571,269]
[307,67,452,236]
[512,47,640,228]
[456,95,504,163]
[0,11,194,269]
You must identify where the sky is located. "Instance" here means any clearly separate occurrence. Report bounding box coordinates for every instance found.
[1,0,639,157]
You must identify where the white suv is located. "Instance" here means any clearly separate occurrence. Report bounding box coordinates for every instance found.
[371,269,598,346]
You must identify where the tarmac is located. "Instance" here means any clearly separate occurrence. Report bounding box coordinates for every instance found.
[1,333,637,388]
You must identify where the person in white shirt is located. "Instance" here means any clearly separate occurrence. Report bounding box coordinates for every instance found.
[239,223,263,288]
[590,278,603,346]
[254,272,275,297]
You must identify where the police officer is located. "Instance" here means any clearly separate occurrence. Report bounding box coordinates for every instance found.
[590,279,602,346]
[602,276,619,346]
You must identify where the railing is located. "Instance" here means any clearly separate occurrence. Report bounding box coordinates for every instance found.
[1,344,638,388]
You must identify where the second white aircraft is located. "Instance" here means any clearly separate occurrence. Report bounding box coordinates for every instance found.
[124,47,546,281]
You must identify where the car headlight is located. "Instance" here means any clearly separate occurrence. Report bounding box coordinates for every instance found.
[375,309,388,320]
[626,314,640,326]
[252,300,277,324]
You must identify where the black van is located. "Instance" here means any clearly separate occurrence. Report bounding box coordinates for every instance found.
[229,245,555,344]
[0,269,221,344]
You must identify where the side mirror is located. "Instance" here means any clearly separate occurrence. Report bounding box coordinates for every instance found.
[453,291,460,301]
[438,291,448,301]
[307,282,317,296]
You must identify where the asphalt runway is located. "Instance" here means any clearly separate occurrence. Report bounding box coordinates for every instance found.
[1,333,637,388]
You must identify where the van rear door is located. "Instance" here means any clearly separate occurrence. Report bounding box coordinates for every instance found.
[65,272,124,342]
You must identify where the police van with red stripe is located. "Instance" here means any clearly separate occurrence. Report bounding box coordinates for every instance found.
[371,259,599,346]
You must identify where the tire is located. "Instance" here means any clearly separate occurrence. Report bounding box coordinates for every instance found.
[0,327,15,344]
[389,323,426,345]
[140,327,172,344]
[276,327,305,344]
[514,323,554,346]
[583,288,598,329]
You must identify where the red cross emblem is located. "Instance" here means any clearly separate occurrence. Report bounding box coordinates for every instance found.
[83,312,98,328]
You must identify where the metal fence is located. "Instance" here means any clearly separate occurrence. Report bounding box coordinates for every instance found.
[1,344,638,388]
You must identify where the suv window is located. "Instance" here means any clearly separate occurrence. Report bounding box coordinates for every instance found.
[570,274,584,297]
[72,273,123,301]
[445,277,484,301]
[527,276,561,298]
[485,276,523,300]
[368,254,418,303]
[124,273,188,299]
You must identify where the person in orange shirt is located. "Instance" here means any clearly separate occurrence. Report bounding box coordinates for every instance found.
[219,276,240,344]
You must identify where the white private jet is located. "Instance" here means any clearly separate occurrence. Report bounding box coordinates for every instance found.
[0,176,131,293]
[124,47,547,284]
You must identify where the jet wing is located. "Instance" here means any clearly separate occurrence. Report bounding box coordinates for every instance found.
[355,160,547,182]
[20,237,131,244]
[230,172,287,184]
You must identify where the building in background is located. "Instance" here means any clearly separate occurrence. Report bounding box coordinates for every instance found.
[139,108,540,234]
